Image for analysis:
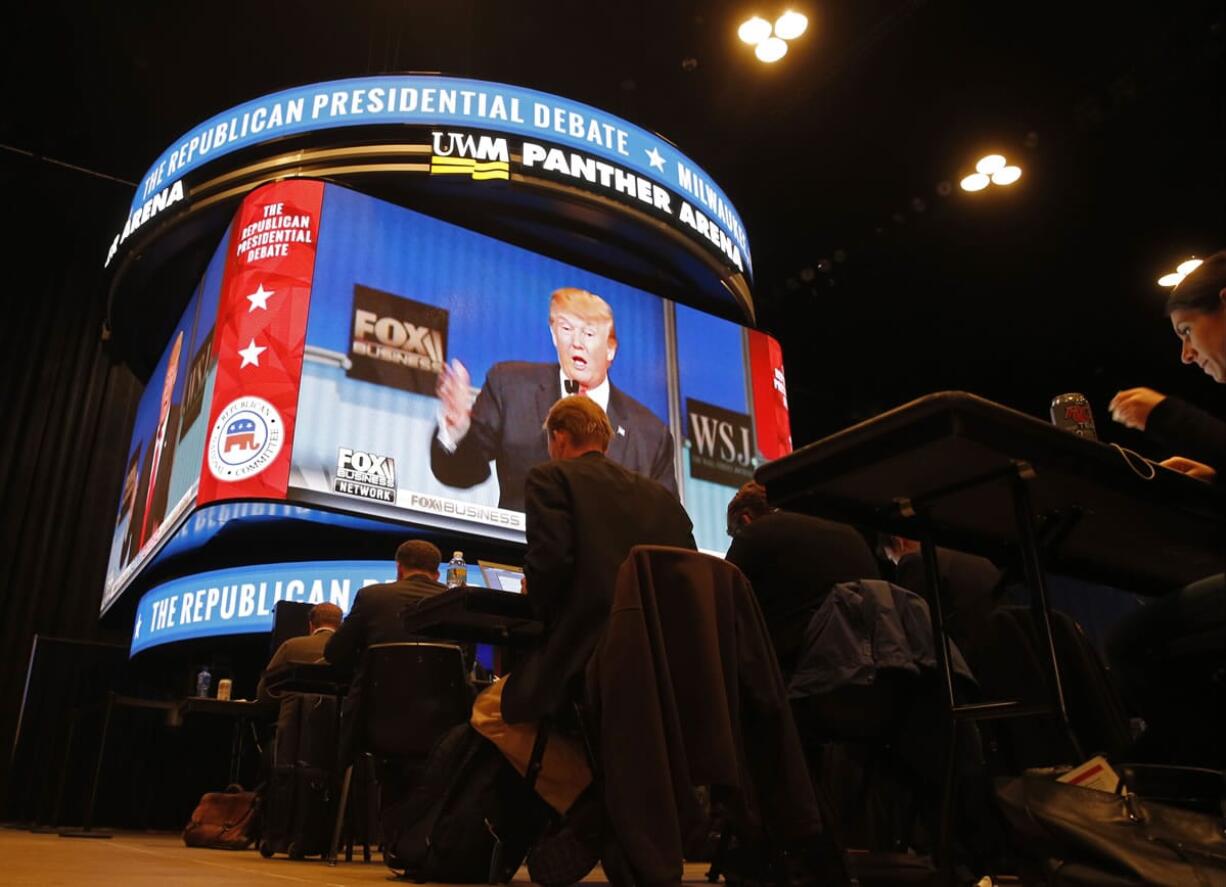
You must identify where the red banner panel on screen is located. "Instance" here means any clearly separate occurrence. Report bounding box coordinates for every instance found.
[197,179,324,505]
[747,329,792,461]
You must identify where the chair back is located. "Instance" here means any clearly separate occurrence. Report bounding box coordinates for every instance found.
[360,642,471,758]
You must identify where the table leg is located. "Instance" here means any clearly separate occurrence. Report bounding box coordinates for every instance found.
[47,714,80,830]
[230,719,243,785]
[59,694,114,838]
[1009,473,1083,760]
[921,536,958,886]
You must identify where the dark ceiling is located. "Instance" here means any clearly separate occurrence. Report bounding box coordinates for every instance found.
[6,0,1224,450]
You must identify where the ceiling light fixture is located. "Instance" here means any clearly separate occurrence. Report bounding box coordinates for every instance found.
[960,153,1022,191]
[739,10,808,63]
[1158,258,1202,288]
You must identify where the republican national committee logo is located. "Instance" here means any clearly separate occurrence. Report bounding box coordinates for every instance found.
[207,396,284,481]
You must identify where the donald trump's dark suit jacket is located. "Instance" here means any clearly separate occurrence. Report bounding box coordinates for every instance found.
[500,451,696,724]
[430,361,677,511]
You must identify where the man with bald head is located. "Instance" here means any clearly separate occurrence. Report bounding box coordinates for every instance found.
[430,287,677,510]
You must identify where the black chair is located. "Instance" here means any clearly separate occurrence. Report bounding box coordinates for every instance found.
[327,642,472,864]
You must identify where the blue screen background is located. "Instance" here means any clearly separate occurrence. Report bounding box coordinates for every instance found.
[307,184,669,419]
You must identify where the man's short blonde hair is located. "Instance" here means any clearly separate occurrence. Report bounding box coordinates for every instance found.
[545,395,613,451]
[548,288,617,345]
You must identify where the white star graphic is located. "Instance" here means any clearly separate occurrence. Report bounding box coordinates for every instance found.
[134,614,142,638]
[238,338,266,368]
[645,146,666,171]
[246,284,275,312]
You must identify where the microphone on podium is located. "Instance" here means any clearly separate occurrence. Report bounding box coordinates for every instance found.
[563,379,580,395]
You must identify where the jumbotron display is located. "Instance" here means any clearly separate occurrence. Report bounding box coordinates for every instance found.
[103,179,791,618]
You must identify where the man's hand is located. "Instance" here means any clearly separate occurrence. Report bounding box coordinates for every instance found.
[1159,455,1217,482]
[1109,387,1167,431]
[437,359,474,442]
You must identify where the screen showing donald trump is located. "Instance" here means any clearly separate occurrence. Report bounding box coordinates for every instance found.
[290,183,789,554]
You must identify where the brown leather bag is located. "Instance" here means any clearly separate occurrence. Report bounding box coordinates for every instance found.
[183,784,260,850]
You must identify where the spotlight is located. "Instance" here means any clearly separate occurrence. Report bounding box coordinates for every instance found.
[738,16,772,44]
[991,165,1022,185]
[960,173,990,192]
[975,154,1007,175]
[1157,272,1184,287]
[1176,258,1203,276]
[774,10,808,40]
[755,37,788,62]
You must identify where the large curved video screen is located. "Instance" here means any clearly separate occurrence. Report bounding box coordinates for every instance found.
[102,179,790,614]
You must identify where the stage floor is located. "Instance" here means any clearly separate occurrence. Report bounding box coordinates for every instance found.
[0,827,714,886]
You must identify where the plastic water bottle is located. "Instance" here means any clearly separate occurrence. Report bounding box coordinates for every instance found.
[195,665,212,698]
[446,551,467,588]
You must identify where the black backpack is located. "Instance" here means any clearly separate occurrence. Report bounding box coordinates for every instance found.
[385,723,551,882]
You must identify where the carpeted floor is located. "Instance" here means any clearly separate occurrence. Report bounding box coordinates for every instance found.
[0,827,712,886]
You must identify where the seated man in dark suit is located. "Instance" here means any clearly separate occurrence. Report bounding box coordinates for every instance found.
[471,395,695,815]
[880,533,1002,674]
[325,539,450,763]
[324,539,448,670]
[430,287,677,510]
[256,602,343,701]
[724,481,879,677]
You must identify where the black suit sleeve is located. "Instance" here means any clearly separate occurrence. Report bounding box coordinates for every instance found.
[522,463,576,627]
[1147,396,1226,472]
[324,592,366,670]
[430,367,506,490]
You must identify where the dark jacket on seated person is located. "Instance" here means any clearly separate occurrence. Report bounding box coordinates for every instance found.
[1145,395,1226,479]
[325,573,448,760]
[256,627,335,701]
[323,574,447,670]
[500,451,695,725]
[726,510,880,677]
[893,547,1002,673]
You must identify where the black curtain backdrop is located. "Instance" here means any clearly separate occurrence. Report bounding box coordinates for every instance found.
[0,150,143,809]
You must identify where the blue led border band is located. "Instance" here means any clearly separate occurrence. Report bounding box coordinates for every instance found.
[126,75,751,276]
